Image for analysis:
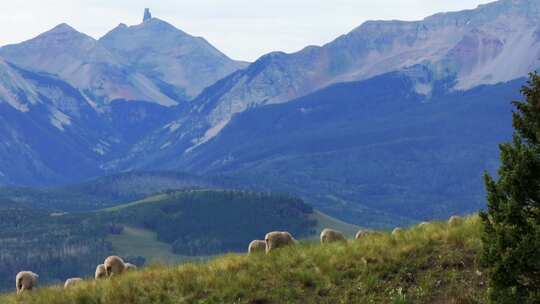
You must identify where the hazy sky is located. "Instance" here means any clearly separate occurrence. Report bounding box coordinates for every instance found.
[0,0,495,62]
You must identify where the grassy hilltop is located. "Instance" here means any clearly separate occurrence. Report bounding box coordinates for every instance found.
[0,216,486,304]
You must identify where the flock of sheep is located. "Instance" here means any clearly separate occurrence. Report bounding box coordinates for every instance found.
[13,215,464,296]
[15,256,137,295]
[248,215,463,255]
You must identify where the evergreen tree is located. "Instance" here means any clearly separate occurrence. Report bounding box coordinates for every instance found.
[481,73,540,303]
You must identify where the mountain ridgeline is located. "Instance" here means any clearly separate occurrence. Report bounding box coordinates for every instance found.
[0,1,538,226]
[136,0,540,162]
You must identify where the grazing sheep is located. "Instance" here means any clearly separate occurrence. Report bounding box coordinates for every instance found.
[448,216,463,227]
[16,271,38,295]
[355,230,371,240]
[95,264,107,280]
[104,256,126,277]
[248,240,266,254]
[64,278,82,289]
[320,228,346,243]
[392,227,403,236]
[125,263,137,271]
[265,231,296,253]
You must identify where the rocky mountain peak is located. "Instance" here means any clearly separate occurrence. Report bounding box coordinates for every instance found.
[143,8,152,23]
[38,23,88,41]
[49,23,78,34]
[99,12,247,100]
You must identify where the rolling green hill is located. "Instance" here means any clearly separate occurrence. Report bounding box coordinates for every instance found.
[0,216,485,304]
[99,189,317,256]
[104,191,359,259]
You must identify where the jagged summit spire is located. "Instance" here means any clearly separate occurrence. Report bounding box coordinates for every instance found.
[143,8,152,22]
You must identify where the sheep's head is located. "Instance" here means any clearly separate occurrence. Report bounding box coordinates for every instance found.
[95,264,107,279]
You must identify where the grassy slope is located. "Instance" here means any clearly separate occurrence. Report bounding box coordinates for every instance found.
[1,216,486,304]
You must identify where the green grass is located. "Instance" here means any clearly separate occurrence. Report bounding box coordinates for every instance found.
[0,215,487,304]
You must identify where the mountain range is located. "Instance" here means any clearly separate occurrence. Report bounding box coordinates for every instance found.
[0,11,245,185]
[0,0,538,225]
[134,0,540,158]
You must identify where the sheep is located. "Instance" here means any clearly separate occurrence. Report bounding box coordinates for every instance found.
[355,230,371,240]
[320,228,346,243]
[64,278,83,289]
[448,216,463,227]
[392,227,403,236]
[104,256,126,277]
[265,231,296,253]
[95,264,107,280]
[125,263,137,272]
[248,240,266,254]
[16,271,38,295]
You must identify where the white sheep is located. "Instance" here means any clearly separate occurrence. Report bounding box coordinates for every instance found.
[248,240,266,254]
[265,231,296,253]
[64,277,83,289]
[95,264,107,280]
[16,271,38,295]
[104,256,127,277]
[320,228,346,243]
